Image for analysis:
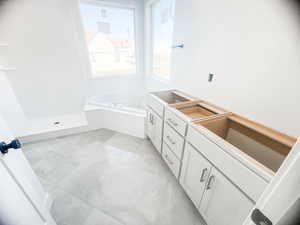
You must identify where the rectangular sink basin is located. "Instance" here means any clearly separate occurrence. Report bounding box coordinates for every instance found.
[170,101,228,121]
[178,104,217,120]
[151,90,195,105]
[195,115,296,173]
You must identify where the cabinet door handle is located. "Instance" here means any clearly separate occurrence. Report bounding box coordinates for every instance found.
[164,154,173,165]
[200,168,208,182]
[166,136,176,145]
[167,118,178,126]
[150,114,155,125]
[206,175,215,190]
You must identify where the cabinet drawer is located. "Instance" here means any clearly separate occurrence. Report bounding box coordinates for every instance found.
[146,94,164,118]
[163,123,185,159]
[162,143,181,178]
[165,108,187,136]
[187,126,268,202]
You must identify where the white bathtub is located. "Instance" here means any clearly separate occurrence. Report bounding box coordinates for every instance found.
[85,95,146,138]
[88,95,145,115]
[20,96,146,143]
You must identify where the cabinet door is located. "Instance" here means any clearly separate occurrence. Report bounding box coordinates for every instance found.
[180,143,212,207]
[147,108,163,153]
[146,109,153,138]
[199,167,254,225]
[151,111,163,153]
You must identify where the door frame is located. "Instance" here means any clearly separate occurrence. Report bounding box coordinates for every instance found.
[243,139,300,225]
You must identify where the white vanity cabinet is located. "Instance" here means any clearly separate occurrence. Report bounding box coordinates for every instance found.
[181,143,254,225]
[146,90,196,153]
[183,114,296,225]
[186,124,268,202]
[146,90,297,225]
[146,107,163,153]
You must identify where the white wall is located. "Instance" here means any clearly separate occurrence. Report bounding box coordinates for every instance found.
[87,75,146,102]
[0,0,88,135]
[0,72,27,136]
[0,0,86,119]
[145,76,172,92]
[143,0,174,93]
[171,0,300,137]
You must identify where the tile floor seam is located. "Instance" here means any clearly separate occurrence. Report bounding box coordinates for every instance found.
[54,173,141,224]
[84,207,127,225]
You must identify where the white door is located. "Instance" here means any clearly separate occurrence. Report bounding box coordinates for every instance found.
[199,167,254,225]
[243,140,300,225]
[180,143,212,207]
[0,114,57,225]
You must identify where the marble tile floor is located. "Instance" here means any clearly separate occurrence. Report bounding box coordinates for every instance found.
[23,129,205,225]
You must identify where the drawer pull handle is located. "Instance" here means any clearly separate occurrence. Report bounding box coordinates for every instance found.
[200,168,208,182]
[166,136,176,145]
[206,175,215,190]
[164,154,173,165]
[167,118,178,126]
[149,114,155,125]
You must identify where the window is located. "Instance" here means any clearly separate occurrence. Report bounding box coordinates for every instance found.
[80,2,136,77]
[150,0,175,79]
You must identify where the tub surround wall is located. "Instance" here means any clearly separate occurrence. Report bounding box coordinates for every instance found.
[87,75,146,107]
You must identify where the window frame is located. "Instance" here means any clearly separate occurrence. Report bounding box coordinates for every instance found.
[145,0,175,82]
[79,0,139,79]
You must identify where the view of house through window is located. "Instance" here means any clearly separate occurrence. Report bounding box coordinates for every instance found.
[80,2,136,77]
[151,0,175,79]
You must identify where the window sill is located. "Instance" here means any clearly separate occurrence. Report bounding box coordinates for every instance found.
[88,73,140,80]
[147,74,171,85]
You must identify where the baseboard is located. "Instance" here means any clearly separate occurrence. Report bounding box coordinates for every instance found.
[20,106,146,143]
[19,124,96,144]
